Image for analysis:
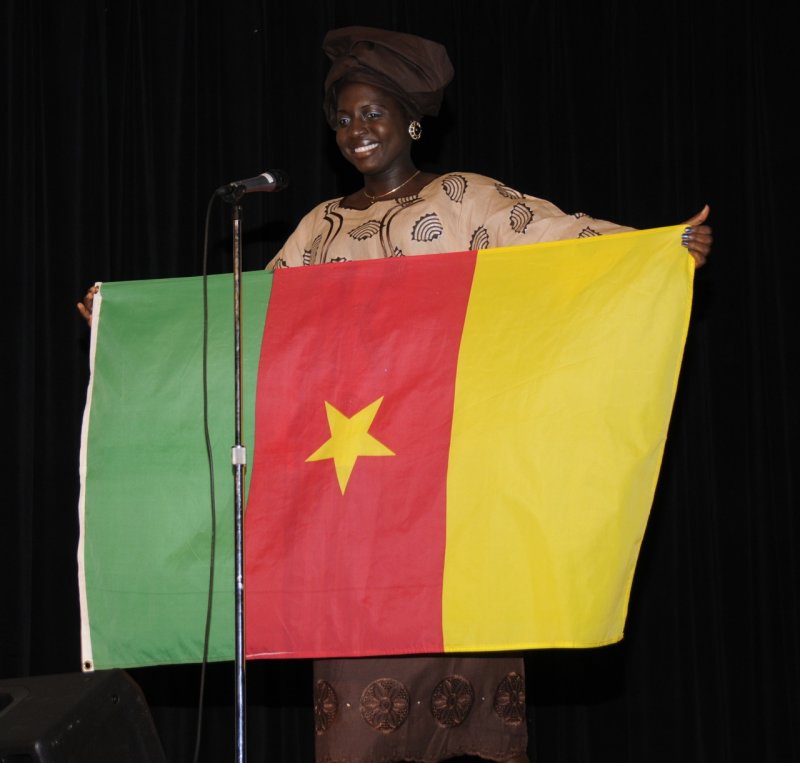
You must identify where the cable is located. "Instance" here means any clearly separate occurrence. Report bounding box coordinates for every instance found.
[193,193,218,763]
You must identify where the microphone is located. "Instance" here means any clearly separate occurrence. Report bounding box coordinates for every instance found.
[216,169,289,200]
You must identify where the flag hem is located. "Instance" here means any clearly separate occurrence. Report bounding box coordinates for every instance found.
[77,281,103,672]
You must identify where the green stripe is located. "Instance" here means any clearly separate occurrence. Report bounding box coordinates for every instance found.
[83,270,271,668]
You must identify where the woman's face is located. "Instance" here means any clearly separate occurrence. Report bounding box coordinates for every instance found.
[334,82,412,176]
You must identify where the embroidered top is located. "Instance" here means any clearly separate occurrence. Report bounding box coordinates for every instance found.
[268,172,632,269]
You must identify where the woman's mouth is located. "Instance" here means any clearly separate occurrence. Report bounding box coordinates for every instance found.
[353,142,379,155]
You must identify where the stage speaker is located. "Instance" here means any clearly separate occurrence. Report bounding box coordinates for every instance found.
[0,669,167,762]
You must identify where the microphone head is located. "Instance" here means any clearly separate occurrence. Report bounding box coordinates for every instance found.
[216,169,289,201]
[261,169,289,191]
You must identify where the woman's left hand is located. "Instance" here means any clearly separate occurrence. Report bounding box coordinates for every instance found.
[682,205,713,268]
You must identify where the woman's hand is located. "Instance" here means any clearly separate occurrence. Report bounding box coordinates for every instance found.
[682,205,713,268]
[77,285,98,326]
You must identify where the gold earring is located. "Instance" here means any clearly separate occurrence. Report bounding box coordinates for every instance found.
[408,120,422,140]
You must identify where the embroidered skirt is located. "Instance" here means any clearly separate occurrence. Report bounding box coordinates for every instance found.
[313,655,527,762]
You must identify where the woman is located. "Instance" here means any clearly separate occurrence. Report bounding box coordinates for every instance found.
[269,26,710,270]
[266,26,712,763]
[78,26,712,763]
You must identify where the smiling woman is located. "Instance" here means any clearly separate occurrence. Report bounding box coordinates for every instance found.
[267,28,710,273]
[263,24,712,763]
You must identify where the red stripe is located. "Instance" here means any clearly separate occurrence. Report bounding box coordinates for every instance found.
[245,251,476,658]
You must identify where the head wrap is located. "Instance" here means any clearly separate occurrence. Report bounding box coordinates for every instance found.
[322,26,454,129]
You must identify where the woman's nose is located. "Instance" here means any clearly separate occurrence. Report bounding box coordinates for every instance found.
[350,119,367,136]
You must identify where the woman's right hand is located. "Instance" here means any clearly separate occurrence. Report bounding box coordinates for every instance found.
[77,285,98,326]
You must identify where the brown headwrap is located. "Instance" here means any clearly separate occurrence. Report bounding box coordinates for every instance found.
[322,26,454,129]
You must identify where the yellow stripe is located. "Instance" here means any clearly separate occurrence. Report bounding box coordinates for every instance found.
[442,226,694,650]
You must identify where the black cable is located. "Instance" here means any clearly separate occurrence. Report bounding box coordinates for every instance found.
[193,193,218,763]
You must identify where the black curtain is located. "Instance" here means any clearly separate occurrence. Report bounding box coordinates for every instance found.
[3,1,798,761]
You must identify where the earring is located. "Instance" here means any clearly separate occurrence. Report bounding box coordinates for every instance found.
[408,120,422,141]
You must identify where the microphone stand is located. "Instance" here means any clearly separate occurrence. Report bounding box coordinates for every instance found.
[227,192,247,763]
[216,172,286,763]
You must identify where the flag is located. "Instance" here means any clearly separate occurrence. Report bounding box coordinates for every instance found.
[79,226,693,670]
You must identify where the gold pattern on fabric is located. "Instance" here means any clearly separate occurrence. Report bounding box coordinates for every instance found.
[494,183,524,199]
[411,212,444,242]
[348,220,382,240]
[442,174,468,202]
[314,680,338,735]
[430,675,475,728]
[469,225,490,250]
[493,672,526,727]
[360,678,410,733]
[508,202,535,234]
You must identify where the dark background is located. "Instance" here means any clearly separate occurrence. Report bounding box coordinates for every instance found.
[3,1,798,761]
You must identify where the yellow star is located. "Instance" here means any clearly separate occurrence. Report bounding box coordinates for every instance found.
[306,397,395,495]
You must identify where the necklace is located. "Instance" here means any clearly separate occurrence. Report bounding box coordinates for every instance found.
[363,170,421,204]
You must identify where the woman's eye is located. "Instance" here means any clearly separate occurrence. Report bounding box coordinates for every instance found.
[337,117,350,128]
[366,111,381,120]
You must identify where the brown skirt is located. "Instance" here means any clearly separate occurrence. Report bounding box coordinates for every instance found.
[313,655,527,763]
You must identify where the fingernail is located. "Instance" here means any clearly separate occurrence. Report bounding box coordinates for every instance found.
[681,239,689,248]
[684,226,693,234]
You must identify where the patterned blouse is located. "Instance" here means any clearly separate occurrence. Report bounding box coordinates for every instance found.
[268,172,632,269]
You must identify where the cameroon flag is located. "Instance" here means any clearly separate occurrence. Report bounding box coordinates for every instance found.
[79,226,693,670]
